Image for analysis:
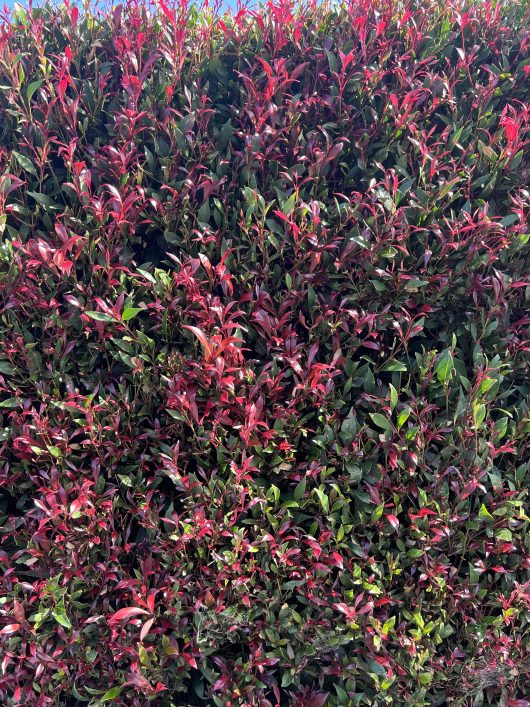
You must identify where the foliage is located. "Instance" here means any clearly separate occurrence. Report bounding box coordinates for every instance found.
[0,0,530,704]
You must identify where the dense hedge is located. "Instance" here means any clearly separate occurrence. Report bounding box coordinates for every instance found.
[0,0,530,704]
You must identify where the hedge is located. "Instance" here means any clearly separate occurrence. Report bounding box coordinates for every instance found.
[0,1,529,705]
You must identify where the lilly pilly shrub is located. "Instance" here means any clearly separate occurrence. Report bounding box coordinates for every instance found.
[0,0,529,704]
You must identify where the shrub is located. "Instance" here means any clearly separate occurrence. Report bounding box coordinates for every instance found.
[0,1,529,705]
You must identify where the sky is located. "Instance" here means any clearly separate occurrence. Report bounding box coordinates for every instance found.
[2,0,241,10]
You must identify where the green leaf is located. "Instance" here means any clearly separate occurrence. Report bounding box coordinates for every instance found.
[166,409,187,422]
[381,359,407,372]
[478,503,494,521]
[473,403,486,428]
[27,191,61,210]
[13,151,38,177]
[404,279,428,290]
[389,383,398,410]
[493,417,508,442]
[85,311,116,322]
[351,233,371,250]
[478,378,496,395]
[198,200,210,223]
[26,79,44,103]
[325,48,338,72]
[100,687,122,702]
[121,307,144,322]
[345,462,362,484]
[397,408,411,429]
[435,349,454,383]
[340,417,357,444]
[72,684,89,702]
[500,213,518,227]
[314,487,329,514]
[407,548,425,558]
[382,616,395,635]
[0,397,20,408]
[0,361,14,375]
[370,503,384,522]
[369,413,393,432]
[281,192,296,216]
[136,268,156,284]
[495,528,512,541]
[52,609,72,629]
[477,139,496,161]
[293,477,306,501]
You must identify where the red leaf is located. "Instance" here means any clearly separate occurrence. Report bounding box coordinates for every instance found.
[329,552,344,569]
[13,600,25,623]
[140,617,155,641]
[386,514,400,531]
[182,325,213,361]
[212,675,230,691]
[70,6,79,28]
[308,691,330,707]
[0,623,20,635]
[159,0,175,24]
[182,652,197,669]
[109,607,150,624]
[503,118,518,144]
[416,508,436,517]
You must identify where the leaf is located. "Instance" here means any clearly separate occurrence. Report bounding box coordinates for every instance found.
[182,652,197,669]
[371,504,384,522]
[382,616,396,635]
[122,307,144,321]
[407,548,425,558]
[0,623,20,635]
[27,191,61,209]
[345,462,362,484]
[381,359,407,372]
[26,79,44,103]
[435,349,454,383]
[496,529,512,541]
[85,311,116,322]
[500,213,518,227]
[0,361,14,375]
[351,233,371,250]
[140,617,155,642]
[13,151,37,177]
[477,139,496,161]
[166,408,187,422]
[396,407,411,430]
[314,488,329,514]
[293,477,306,501]
[386,514,400,531]
[473,403,486,428]
[389,383,398,410]
[0,398,20,408]
[281,192,296,216]
[369,413,393,432]
[100,687,122,702]
[52,609,72,629]
[478,378,496,395]
[493,417,508,442]
[478,504,494,521]
[182,325,212,360]
[325,48,338,72]
[108,607,150,624]
[340,417,356,443]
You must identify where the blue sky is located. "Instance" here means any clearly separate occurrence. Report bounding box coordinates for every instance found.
[2,0,241,9]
